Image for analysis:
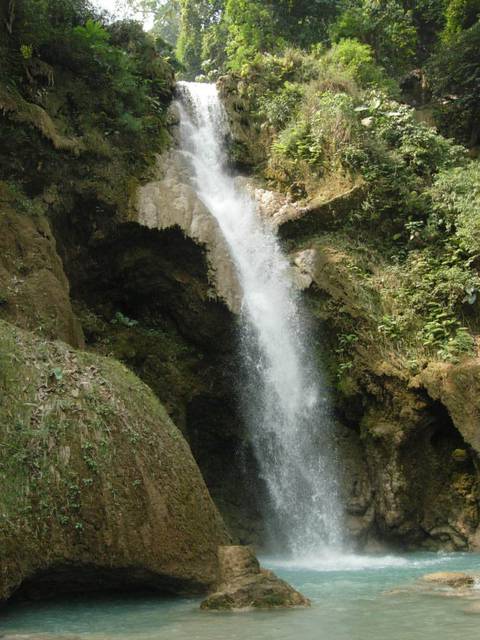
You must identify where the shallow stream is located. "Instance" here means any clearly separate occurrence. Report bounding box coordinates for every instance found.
[2,553,480,640]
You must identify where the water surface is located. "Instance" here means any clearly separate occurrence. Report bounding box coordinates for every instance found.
[2,553,480,640]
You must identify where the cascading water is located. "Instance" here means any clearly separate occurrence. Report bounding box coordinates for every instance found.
[176,81,342,558]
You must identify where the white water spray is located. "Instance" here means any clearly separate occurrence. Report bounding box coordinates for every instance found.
[176,82,342,557]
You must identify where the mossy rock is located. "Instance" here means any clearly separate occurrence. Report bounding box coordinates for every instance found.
[0,320,229,601]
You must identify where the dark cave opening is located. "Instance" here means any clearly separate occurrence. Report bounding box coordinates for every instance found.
[7,565,205,604]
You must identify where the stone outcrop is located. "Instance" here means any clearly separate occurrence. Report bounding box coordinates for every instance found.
[136,152,241,313]
[0,319,230,602]
[53,202,266,547]
[0,207,84,348]
[277,221,480,551]
[419,360,480,455]
[200,546,310,611]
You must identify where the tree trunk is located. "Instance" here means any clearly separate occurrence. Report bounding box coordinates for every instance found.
[5,0,16,34]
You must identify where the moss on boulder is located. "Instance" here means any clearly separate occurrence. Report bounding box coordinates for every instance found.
[0,319,230,601]
[0,205,84,348]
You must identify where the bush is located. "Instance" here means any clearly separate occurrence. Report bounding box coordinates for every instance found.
[330,0,417,77]
[429,162,480,255]
[0,1,174,212]
[327,38,394,91]
[429,20,480,147]
[258,82,304,128]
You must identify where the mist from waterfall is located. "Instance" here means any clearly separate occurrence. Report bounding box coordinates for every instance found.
[176,81,342,558]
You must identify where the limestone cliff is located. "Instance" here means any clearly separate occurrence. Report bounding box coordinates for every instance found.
[277,200,480,551]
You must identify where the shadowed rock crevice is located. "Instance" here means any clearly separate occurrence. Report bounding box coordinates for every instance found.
[350,388,480,550]
[51,206,268,546]
[10,566,206,602]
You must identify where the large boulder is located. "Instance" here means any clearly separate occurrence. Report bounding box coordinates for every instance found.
[200,546,310,611]
[0,320,230,602]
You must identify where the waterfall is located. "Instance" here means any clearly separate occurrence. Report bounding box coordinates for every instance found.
[176,81,342,557]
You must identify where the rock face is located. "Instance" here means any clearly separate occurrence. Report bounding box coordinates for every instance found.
[136,152,241,313]
[277,236,480,551]
[0,319,230,602]
[0,207,84,349]
[200,546,310,611]
[420,360,480,455]
[53,204,268,547]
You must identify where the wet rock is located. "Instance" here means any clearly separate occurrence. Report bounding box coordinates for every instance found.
[200,546,310,611]
[420,572,475,588]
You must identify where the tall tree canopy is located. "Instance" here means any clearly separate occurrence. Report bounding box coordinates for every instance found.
[176,0,223,77]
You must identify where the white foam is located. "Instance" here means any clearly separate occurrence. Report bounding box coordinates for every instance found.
[263,552,456,572]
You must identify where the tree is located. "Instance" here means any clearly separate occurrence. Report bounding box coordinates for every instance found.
[429,20,480,146]
[403,0,448,60]
[151,0,180,45]
[224,0,340,72]
[442,0,480,42]
[270,0,340,48]
[331,1,418,76]
[176,0,223,77]
[224,0,277,71]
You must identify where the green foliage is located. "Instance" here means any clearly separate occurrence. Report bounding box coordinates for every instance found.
[174,0,341,76]
[0,1,174,211]
[331,0,418,76]
[224,0,340,73]
[274,91,359,172]
[383,245,479,362]
[201,19,229,78]
[255,54,463,207]
[429,162,480,255]
[258,82,304,129]
[152,0,182,46]
[111,311,139,328]
[327,38,395,90]
[442,0,480,42]
[429,20,480,147]
[176,0,224,78]
[224,0,280,72]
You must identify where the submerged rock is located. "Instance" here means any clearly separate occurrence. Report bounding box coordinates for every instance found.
[464,601,480,614]
[200,546,310,611]
[420,572,475,589]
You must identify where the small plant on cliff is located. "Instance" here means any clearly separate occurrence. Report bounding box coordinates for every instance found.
[111,311,139,328]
